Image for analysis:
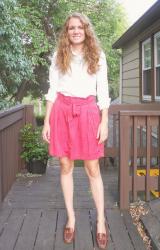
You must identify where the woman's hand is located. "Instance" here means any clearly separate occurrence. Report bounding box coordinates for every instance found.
[96,121,108,144]
[42,122,50,143]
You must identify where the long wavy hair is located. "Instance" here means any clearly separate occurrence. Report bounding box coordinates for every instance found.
[55,12,101,75]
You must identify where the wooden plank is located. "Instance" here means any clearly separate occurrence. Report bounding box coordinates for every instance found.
[123,49,139,65]
[146,117,151,201]
[123,59,139,72]
[119,114,130,209]
[90,209,115,250]
[123,41,139,56]
[122,95,140,104]
[14,208,42,250]
[34,209,57,250]
[0,208,12,235]
[122,87,139,97]
[0,134,3,204]
[0,110,23,131]
[123,68,139,80]
[74,209,93,250]
[106,209,134,250]
[54,209,73,250]
[133,117,138,201]
[122,211,146,250]
[123,78,139,88]
[141,208,160,250]
[149,199,160,215]
[0,208,26,250]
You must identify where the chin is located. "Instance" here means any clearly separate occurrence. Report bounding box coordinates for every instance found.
[71,40,85,45]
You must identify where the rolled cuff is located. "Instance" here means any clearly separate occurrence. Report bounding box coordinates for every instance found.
[44,91,57,103]
[97,97,111,110]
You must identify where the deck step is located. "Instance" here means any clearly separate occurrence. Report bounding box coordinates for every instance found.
[140,199,160,250]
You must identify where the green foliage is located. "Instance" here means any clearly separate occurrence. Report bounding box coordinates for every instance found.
[20,123,48,164]
[35,114,45,126]
[1,0,128,103]
[0,0,33,100]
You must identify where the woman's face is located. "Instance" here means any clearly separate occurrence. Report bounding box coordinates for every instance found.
[67,17,85,46]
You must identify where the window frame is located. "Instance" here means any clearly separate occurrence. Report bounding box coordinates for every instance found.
[142,38,152,101]
[154,31,160,100]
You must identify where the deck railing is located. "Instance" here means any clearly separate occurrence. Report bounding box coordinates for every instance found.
[105,103,160,209]
[0,105,35,205]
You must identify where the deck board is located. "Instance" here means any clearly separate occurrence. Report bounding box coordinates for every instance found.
[0,160,146,250]
[140,199,160,250]
[34,209,57,250]
[106,209,134,250]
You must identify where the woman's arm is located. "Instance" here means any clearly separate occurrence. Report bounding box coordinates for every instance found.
[42,101,54,143]
[96,51,110,144]
[97,108,109,144]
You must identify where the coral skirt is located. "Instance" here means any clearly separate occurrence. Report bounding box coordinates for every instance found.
[49,92,104,160]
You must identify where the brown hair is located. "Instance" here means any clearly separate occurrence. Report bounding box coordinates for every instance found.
[55,12,101,75]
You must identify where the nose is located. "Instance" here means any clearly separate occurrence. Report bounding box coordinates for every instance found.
[73,27,79,33]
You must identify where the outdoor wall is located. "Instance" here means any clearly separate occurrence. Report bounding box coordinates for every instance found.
[121,39,140,104]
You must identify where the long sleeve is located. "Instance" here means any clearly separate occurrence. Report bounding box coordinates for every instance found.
[45,52,59,103]
[96,51,111,110]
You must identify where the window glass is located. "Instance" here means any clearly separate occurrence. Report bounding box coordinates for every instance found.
[143,42,151,69]
[156,68,160,96]
[142,39,151,98]
[156,36,160,66]
[155,33,160,97]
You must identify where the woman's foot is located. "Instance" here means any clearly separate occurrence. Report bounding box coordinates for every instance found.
[96,219,108,249]
[63,217,75,244]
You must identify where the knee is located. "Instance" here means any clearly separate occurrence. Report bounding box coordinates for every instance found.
[85,161,100,178]
[60,157,74,175]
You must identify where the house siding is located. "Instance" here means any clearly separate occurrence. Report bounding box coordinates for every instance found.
[122,40,140,104]
[121,18,160,104]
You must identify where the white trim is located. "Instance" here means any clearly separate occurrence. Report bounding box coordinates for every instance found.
[142,95,151,101]
[142,38,151,100]
[142,38,151,70]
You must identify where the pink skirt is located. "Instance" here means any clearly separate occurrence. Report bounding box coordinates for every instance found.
[49,92,104,160]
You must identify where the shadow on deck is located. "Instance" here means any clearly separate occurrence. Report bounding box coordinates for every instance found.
[0,159,146,250]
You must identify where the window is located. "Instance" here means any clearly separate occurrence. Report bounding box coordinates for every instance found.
[154,32,160,99]
[141,31,160,102]
[142,38,152,100]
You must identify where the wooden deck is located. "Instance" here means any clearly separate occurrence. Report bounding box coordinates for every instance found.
[0,159,146,250]
[140,199,160,250]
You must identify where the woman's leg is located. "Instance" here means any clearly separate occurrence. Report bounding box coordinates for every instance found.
[59,156,75,228]
[84,159,106,233]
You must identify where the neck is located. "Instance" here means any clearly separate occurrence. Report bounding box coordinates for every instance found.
[71,44,84,54]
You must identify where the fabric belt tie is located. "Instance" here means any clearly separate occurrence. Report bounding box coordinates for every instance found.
[72,104,81,117]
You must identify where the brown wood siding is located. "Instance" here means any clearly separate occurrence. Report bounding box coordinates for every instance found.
[123,78,139,88]
[0,105,35,205]
[121,18,160,104]
[122,87,139,96]
[122,40,140,104]
[122,95,139,104]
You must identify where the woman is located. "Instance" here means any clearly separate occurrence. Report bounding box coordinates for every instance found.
[42,12,110,249]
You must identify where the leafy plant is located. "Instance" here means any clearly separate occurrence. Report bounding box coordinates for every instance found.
[20,123,48,164]
[35,114,45,126]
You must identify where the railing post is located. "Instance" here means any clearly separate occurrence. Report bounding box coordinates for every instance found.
[24,105,36,126]
[0,133,2,205]
[119,112,130,209]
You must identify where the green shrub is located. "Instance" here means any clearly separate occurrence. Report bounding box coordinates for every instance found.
[20,123,48,164]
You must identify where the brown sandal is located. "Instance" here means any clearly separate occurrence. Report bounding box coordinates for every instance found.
[63,226,75,243]
[96,220,108,249]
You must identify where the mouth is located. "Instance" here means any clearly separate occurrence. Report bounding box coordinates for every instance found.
[72,36,81,38]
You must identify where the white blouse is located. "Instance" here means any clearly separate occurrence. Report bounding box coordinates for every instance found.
[45,50,111,110]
